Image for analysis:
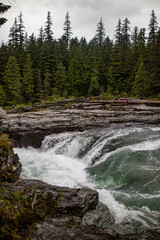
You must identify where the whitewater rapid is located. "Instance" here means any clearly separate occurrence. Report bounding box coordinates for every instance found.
[14,126,160,227]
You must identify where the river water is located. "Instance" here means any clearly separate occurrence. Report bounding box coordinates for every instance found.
[14,126,160,228]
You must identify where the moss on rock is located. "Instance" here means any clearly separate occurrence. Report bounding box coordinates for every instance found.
[0,132,22,182]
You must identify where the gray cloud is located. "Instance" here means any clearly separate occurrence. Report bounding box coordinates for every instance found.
[1,0,160,43]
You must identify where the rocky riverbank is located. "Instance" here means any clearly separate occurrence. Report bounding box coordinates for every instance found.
[1,178,160,240]
[1,99,160,239]
[2,98,160,148]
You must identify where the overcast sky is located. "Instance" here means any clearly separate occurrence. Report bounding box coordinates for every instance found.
[1,0,160,43]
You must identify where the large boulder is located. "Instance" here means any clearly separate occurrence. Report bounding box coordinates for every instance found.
[0,132,22,182]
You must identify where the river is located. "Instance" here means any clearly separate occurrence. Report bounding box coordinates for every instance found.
[14,126,160,228]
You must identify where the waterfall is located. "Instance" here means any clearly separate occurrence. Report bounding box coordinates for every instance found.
[15,126,160,227]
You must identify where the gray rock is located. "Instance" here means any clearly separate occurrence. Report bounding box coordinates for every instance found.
[0,132,22,182]
[0,107,6,119]
[1,99,160,148]
[0,179,160,239]
[31,217,107,240]
[82,202,114,229]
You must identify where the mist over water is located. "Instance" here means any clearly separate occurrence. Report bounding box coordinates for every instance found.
[15,126,160,227]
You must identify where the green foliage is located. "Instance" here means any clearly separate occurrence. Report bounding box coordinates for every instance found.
[0,132,10,153]
[88,68,100,96]
[132,58,149,98]
[22,54,34,103]
[0,9,160,106]
[0,85,6,105]
[3,56,22,105]
[44,11,53,42]
[43,70,51,101]
[54,61,66,95]
[0,2,11,26]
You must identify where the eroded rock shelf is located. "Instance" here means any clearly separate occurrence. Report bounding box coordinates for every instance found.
[2,99,160,147]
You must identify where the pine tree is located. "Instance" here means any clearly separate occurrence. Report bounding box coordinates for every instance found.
[43,70,51,101]
[63,12,72,50]
[44,11,53,42]
[67,47,86,96]
[35,69,43,102]
[9,18,19,47]
[132,57,149,98]
[18,12,25,48]
[22,54,34,103]
[138,28,146,46]
[0,2,11,26]
[3,56,22,105]
[37,26,44,47]
[148,10,158,45]
[114,19,122,46]
[131,26,139,47]
[95,18,105,46]
[88,68,100,96]
[54,62,66,95]
[122,17,131,48]
[0,42,9,82]
[0,85,6,105]
[27,33,39,69]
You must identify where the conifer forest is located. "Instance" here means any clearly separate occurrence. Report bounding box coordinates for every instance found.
[0,5,160,106]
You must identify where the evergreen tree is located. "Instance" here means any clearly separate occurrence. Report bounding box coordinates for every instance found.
[43,70,50,101]
[44,11,53,42]
[132,57,149,97]
[122,17,131,48]
[35,69,43,102]
[79,37,88,49]
[27,33,39,69]
[114,19,122,46]
[138,28,146,46]
[67,46,86,96]
[37,26,44,47]
[0,42,9,82]
[131,26,139,47]
[95,18,105,46]
[63,12,72,50]
[54,62,66,95]
[0,85,5,105]
[9,18,19,47]
[109,45,126,94]
[0,2,11,26]
[88,68,100,96]
[148,10,158,45]
[3,56,22,105]
[18,12,25,48]
[24,32,29,49]
[22,54,34,103]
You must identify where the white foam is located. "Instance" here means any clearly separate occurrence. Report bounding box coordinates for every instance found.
[97,189,151,226]
[15,147,91,188]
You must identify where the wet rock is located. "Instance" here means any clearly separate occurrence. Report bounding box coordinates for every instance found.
[2,99,160,148]
[0,132,21,182]
[82,202,114,228]
[31,217,108,240]
[0,179,99,239]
